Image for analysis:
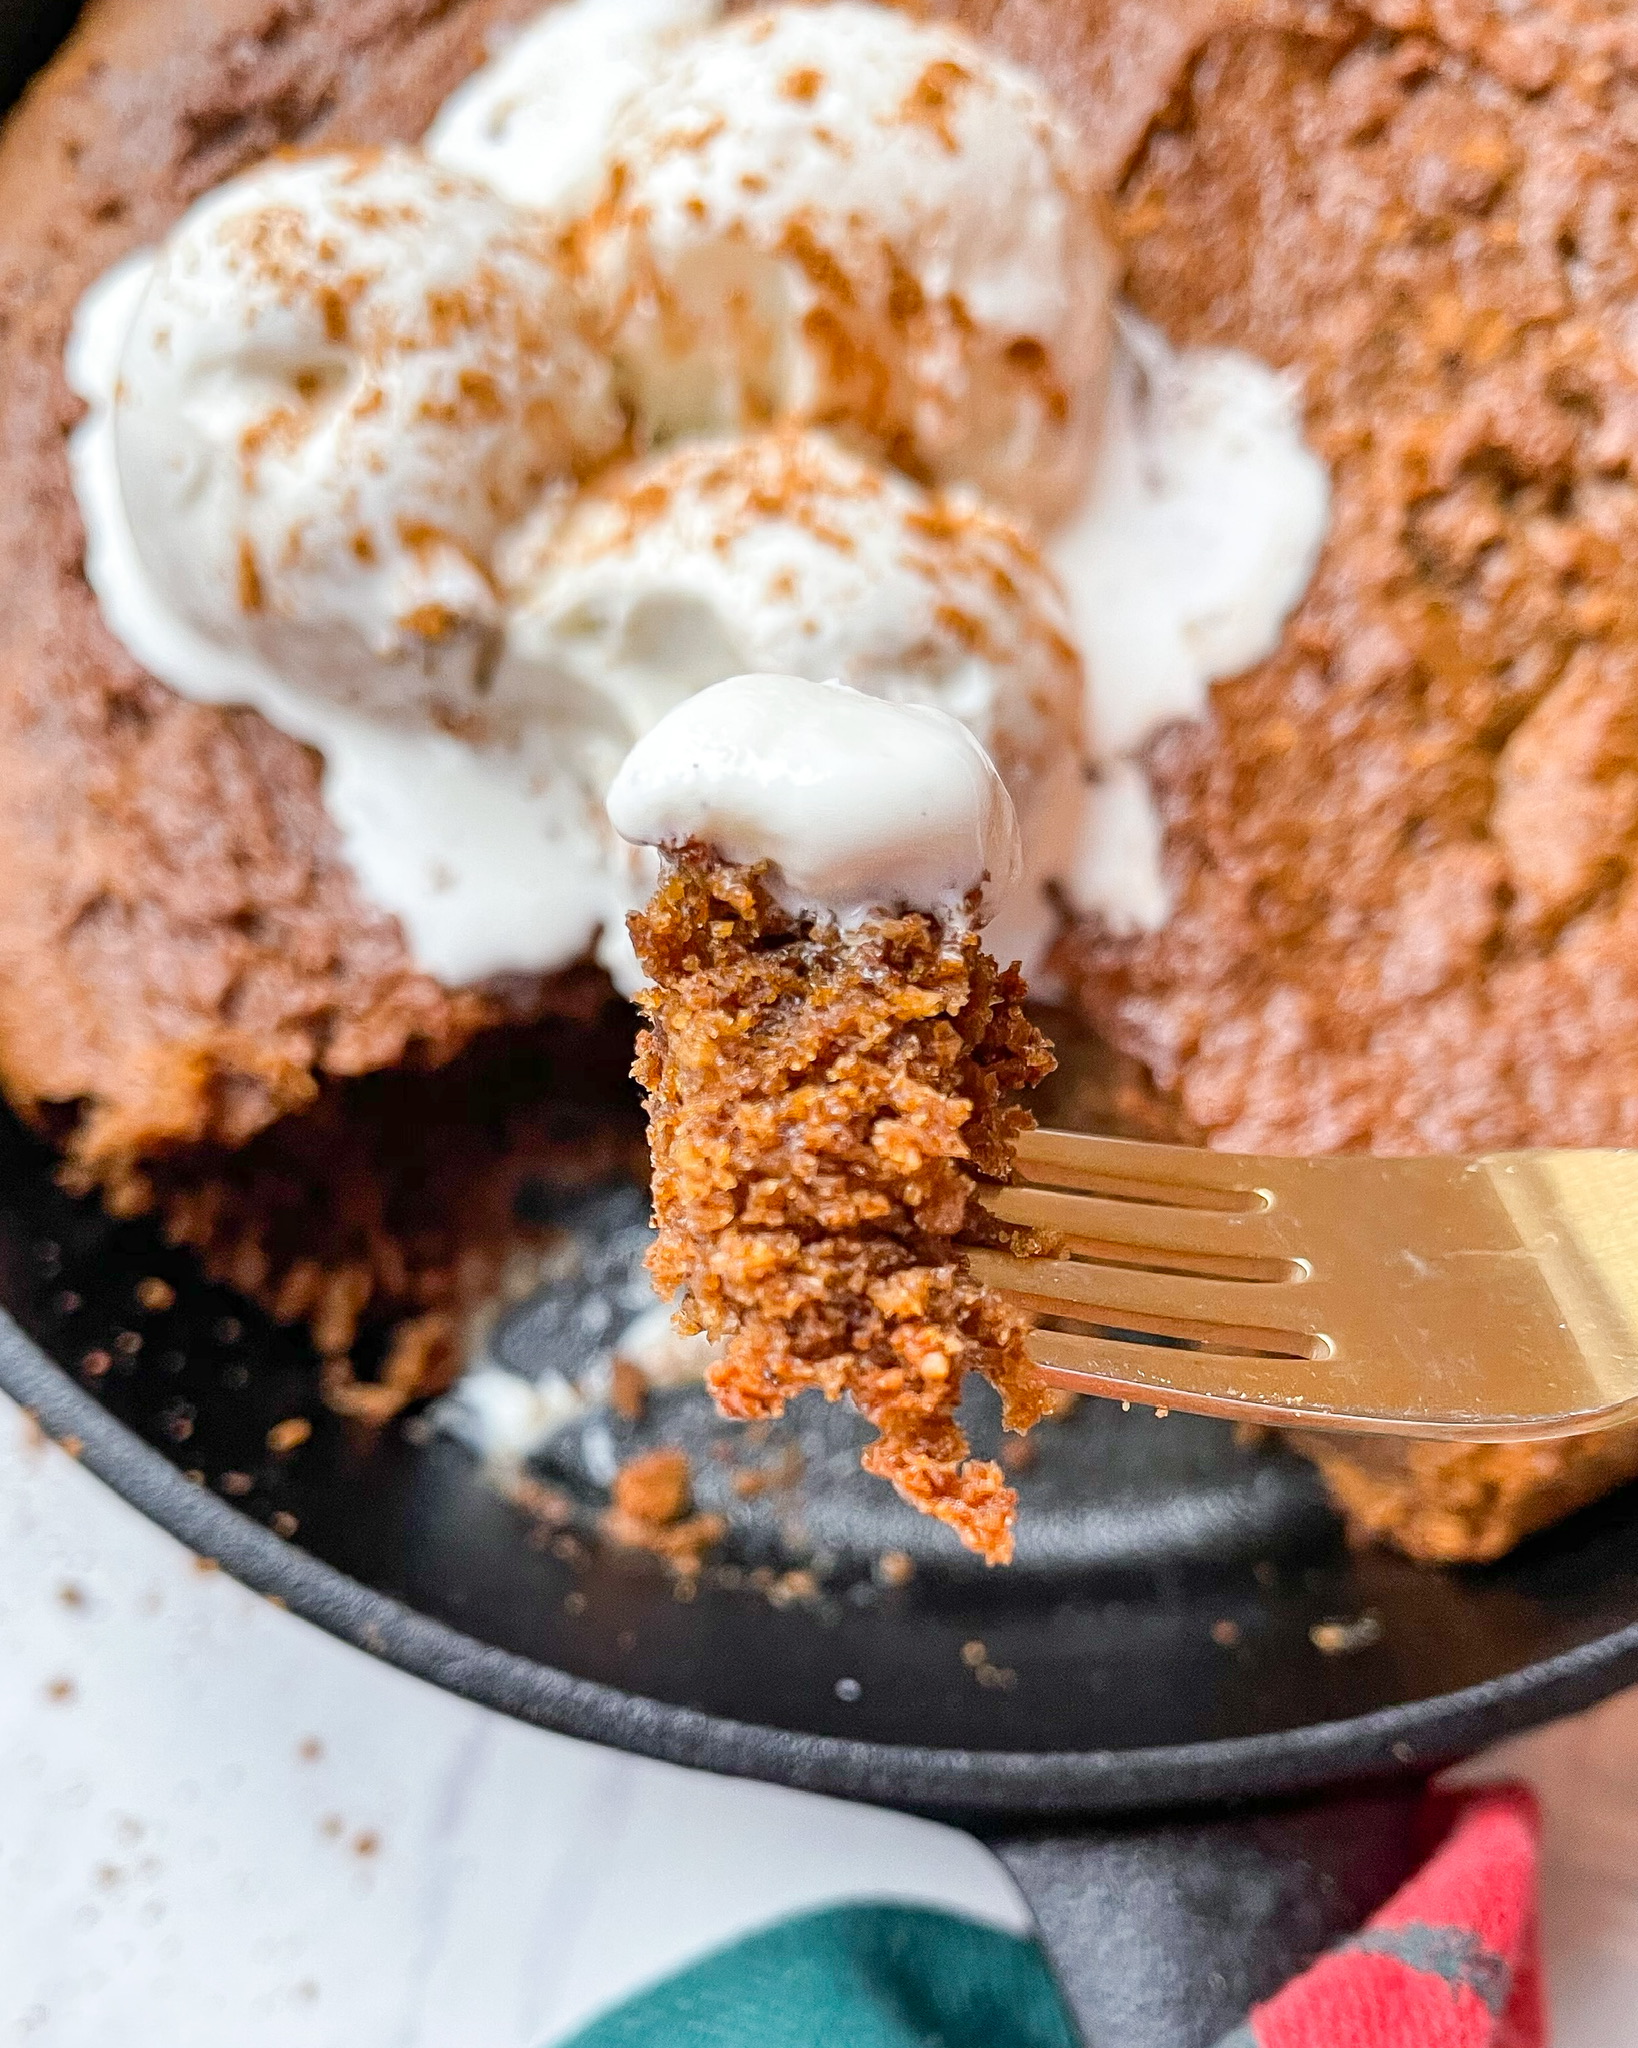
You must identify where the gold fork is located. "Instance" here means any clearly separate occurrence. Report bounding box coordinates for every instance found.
[965,1129,1638,1441]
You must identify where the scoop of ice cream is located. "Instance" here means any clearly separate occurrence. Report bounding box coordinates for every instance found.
[576,1,1113,524]
[425,0,721,217]
[110,148,622,730]
[607,673,1021,922]
[497,427,1082,819]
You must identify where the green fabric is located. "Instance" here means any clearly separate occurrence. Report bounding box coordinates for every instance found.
[559,1903,1080,2048]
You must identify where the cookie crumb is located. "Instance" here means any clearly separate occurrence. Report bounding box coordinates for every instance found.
[876,1548,914,1587]
[612,1446,692,1524]
[1309,1614,1383,1656]
[604,1448,724,1571]
[609,1354,649,1423]
[730,1444,804,1498]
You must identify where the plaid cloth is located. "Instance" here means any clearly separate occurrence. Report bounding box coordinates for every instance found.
[1220,1785,1543,2048]
[558,1784,1542,2048]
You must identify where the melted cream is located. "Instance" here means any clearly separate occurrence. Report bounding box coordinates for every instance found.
[1066,758,1174,937]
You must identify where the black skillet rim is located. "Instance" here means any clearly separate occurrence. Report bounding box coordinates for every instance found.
[8,1311,1638,1817]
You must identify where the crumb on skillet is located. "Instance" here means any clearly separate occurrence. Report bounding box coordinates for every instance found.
[603,1445,727,1572]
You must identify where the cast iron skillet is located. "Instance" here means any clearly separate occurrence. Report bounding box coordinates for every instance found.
[7,8,1638,2042]
[7,1024,1638,2047]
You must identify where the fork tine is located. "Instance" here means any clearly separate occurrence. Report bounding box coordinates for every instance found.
[973,1143,1638,1442]
[1022,1327,1638,1441]
[981,1186,1295,1276]
[1014,1129,1269,1211]
[963,1248,1326,1357]
[1023,1328,1328,1422]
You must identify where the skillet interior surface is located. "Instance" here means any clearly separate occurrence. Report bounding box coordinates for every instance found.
[5,1007,1638,1816]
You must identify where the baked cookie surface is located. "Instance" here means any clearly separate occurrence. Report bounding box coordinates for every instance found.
[1059,0,1638,1158]
[1037,0,1638,1559]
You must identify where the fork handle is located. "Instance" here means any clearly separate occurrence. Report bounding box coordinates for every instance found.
[980,1783,1424,2046]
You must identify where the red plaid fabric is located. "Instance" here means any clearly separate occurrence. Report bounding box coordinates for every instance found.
[1220,1785,1544,2048]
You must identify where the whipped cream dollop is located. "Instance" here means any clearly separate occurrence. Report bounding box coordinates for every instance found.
[426,0,722,217]
[497,428,1081,823]
[107,148,620,729]
[578,1,1113,525]
[608,674,1021,923]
